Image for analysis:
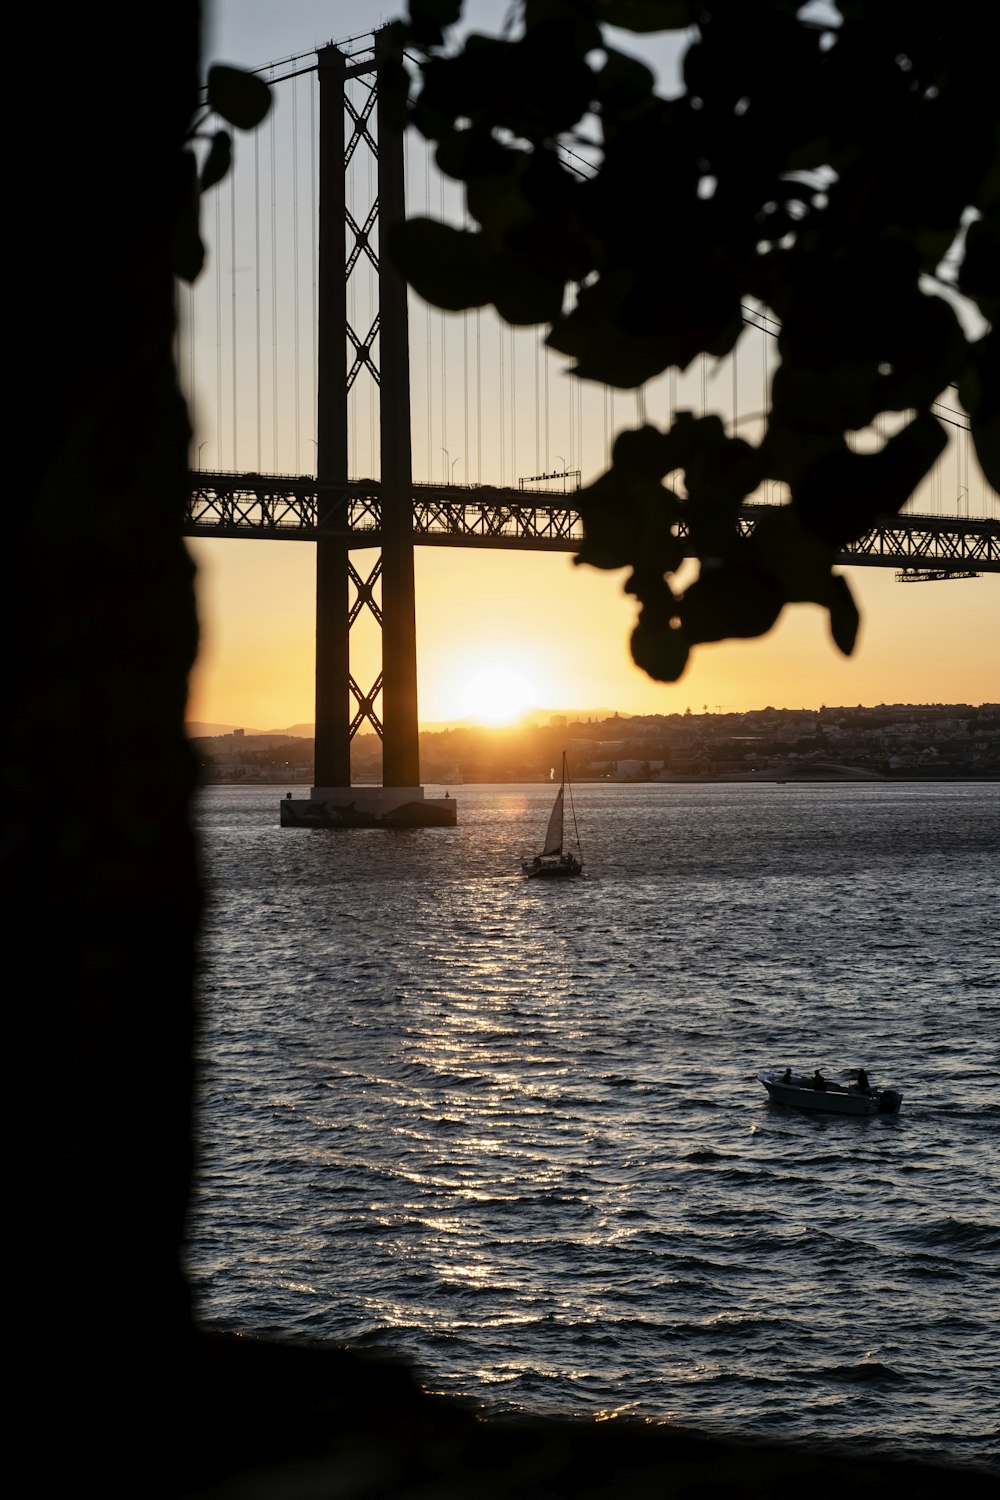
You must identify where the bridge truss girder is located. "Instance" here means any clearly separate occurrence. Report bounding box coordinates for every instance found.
[185,474,1000,574]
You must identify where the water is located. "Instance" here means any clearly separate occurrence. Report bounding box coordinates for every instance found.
[186,781,1000,1471]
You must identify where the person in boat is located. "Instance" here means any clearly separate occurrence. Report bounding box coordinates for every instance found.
[782,1067,792,1084]
[856,1067,871,1094]
[812,1069,827,1091]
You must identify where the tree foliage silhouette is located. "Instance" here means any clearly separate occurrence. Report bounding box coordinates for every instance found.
[175,64,272,282]
[390,0,998,682]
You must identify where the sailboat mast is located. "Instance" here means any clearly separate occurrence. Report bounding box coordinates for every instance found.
[565,752,582,855]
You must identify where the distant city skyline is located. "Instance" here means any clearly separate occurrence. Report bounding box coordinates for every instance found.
[190,701,1000,792]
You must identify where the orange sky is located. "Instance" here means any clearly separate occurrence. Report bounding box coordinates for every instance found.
[184,536,999,731]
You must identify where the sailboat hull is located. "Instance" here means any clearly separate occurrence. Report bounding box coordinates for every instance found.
[521,855,583,878]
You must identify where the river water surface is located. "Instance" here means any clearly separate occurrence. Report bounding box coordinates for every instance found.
[185,780,1000,1471]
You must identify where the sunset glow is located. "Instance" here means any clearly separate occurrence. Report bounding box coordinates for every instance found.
[185,535,1000,733]
[456,660,539,725]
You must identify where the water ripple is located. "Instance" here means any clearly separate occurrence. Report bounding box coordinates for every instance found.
[187,782,1000,1472]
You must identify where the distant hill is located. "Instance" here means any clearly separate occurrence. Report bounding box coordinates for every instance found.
[187,723,246,738]
[187,722,315,739]
[188,712,625,738]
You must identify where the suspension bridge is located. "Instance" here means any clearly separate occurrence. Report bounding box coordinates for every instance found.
[178,29,999,828]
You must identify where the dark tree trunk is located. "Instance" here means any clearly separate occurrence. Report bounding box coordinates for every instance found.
[9,5,203,1489]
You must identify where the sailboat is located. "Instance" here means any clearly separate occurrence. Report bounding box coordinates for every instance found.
[522,752,584,878]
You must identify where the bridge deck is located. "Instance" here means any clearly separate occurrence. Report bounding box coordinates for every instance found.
[185,473,1000,573]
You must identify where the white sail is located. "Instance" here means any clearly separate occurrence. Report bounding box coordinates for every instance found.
[541,786,564,855]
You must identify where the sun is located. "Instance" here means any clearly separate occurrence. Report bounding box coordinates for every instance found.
[458,662,538,725]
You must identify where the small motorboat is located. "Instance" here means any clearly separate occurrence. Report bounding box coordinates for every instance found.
[758,1069,902,1116]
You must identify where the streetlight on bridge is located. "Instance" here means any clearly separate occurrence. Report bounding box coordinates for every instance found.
[440,448,461,483]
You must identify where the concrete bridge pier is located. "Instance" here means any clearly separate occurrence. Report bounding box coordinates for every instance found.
[281,785,456,828]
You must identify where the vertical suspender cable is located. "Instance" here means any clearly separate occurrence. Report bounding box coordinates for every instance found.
[544,343,550,470]
[568,349,574,472]
[499,315,505,485]
[510,324,516,483]
[576,376,583,479]
[761,321,768,501]
[187,285,195,454]
[439,170,447,480]
[635,386,645,427]
[255,131,262,470]
[603,385,608,469]
[403,129,410,480]
[215,164,222,468]
[535,331,540,474]
[732,338,738,438]
[271,83,278,469]
[570,365,576,475]
[425,146,432,481]
[440,303,447,481]
[230,148,237,468]
[961,421,969,517]
[462,202,470,485]
[476,307,482,484]
[311,72,318,469]
[293,76,301,473]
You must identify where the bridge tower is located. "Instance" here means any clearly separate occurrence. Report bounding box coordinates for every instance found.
[283,29,455,829]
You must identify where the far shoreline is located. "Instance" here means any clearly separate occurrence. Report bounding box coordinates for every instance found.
[200,773,1000,787]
